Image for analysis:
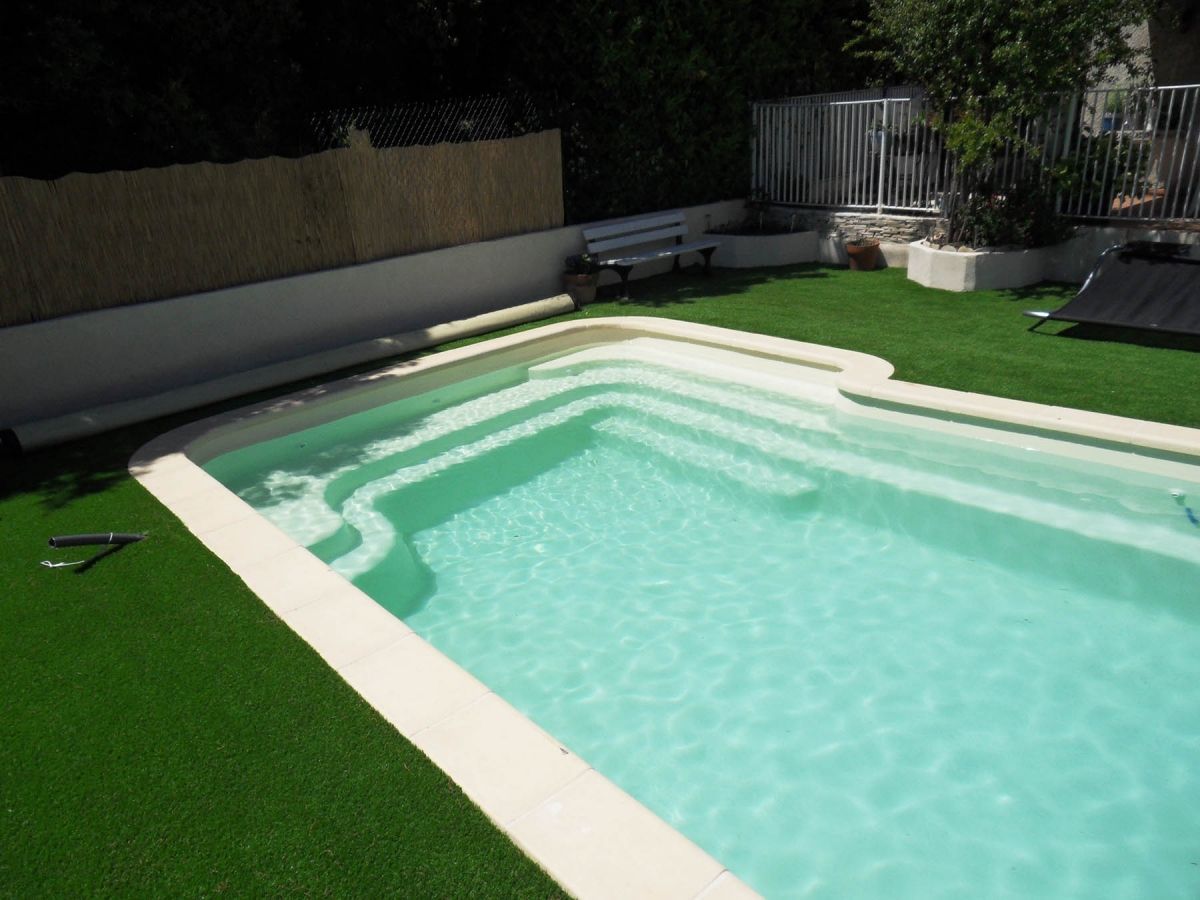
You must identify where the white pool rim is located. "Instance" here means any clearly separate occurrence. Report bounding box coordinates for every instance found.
[129,317,1200,899]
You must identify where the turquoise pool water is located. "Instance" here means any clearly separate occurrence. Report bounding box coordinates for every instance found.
[206,341,1200,899]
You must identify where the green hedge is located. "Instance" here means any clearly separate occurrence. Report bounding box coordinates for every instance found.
[501,1,873,221]
[1,0,874,221]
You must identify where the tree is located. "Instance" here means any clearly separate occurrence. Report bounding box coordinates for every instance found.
[0,0,306,176]
[856,0,1159,244]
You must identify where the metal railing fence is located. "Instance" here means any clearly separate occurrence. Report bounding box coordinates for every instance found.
[751,84,1200,223]
[752,94,951,214]
[1056,85,1200,220]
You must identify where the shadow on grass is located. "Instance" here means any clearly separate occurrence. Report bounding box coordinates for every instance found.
[0,426,150,508]
[994,281,1079,305]
[51,542,133,574]
[1044,322,1200,352]
[0,347,432,509]
[602,262,833,308]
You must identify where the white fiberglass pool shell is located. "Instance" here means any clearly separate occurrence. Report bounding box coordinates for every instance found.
[131,318,1200,900]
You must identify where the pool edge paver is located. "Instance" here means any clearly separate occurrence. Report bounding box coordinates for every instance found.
[164,483,259,535]
[695,871,764,899]
[410,691,591,826]
[338,633,490,737]
[195,515,304,572]
[279,589,413,671]
[507,768,734,899]
[237,547,353,615]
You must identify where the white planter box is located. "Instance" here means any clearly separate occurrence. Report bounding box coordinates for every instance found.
[906,239,1056,292]
[710,231,819,268]
[908,229,1200,291]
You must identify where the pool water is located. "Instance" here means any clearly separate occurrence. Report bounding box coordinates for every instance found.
[206,340,1200,899]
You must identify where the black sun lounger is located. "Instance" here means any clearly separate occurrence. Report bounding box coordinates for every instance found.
[1026,242,1200,336]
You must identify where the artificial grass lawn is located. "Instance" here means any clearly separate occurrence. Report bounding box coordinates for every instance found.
[3,264,1198,895]
[1,421,568,897]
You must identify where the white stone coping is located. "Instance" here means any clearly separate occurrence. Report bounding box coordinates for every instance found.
[129,317,1200,899]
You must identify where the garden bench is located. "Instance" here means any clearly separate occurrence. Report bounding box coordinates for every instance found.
[583,210,721,299]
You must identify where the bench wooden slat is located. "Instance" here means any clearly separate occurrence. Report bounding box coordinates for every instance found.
[586,224,688,255]
[602,237,721,266]
[581,210,687,241]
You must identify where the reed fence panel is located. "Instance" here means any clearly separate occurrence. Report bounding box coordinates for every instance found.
[0,129,563,327]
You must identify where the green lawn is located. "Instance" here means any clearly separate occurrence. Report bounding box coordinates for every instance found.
[3,264,1198,896]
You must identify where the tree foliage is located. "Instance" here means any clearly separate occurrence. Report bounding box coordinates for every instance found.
[858,0,1156,169]
[0,0,872,221]
[496,0,872,220]
[0,0,306,175]
[856,0,1158,245]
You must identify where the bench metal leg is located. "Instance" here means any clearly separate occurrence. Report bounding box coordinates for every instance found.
[700,247,715,276]
[614,265,633,300]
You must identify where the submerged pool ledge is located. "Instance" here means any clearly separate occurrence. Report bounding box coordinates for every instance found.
[130,317,1200,899]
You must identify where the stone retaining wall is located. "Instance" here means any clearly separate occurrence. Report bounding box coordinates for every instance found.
[786,210,936,244]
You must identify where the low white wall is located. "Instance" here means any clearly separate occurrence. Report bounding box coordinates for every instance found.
[908,225,1200,292]
[7,201,1193,449]
[907,242,1052,292]
[10,297,577,451]
[710,231,818,268]
[1047,225,1200,282]
[0,199,743,447]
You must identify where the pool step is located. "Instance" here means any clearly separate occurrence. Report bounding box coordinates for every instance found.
[529,338,840,406]
[594,415,820,504]
[529,358,834,436]
[249,356,1200,582]
[322,388,828,578]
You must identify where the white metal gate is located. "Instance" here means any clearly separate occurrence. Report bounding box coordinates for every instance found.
[751,93,950,214]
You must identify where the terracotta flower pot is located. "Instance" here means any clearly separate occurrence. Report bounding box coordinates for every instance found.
[563,272,598,307]
[845,239,881,271]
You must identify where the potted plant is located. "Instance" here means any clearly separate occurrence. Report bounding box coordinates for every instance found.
[845,236,881,271]
[563,252,602,307]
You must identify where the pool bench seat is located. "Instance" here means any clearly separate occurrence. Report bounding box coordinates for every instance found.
[583,210,721,299]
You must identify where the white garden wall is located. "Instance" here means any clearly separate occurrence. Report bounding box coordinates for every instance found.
[0,199,743,450]
[5,198,1192,452]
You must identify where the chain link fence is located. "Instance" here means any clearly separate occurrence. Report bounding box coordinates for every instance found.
[310,94,547,150]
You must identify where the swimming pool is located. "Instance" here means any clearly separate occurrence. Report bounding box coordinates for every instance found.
[136,319,1200,899]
